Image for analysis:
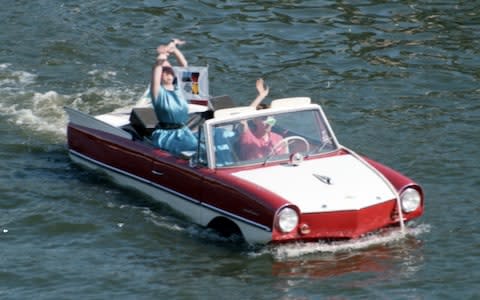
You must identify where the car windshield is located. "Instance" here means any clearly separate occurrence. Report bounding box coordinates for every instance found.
[210,108,337,168]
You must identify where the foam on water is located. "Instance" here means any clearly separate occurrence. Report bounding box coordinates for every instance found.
[0,64,142,141]
[0,63,37,90]
[248,223,430,260]
[143,207,187,233]
[12,91,68,136]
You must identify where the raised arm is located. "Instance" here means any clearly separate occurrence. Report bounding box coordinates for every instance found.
[249,78,269,108]
[167,38,188,67]
[151,39,187,100]
[151,45,171,101]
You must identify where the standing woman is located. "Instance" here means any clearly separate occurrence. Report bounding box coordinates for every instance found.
[150,39,197,156]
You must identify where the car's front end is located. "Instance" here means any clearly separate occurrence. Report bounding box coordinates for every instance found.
[199,98,424,244]
[231,151,424,243]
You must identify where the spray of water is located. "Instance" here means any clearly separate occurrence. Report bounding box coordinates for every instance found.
[248,223,430,260]
[0,64,142,141]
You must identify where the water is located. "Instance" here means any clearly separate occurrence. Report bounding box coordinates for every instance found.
[1,1,479,299]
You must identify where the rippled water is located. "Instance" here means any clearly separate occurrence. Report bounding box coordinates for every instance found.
[1,1,479,299]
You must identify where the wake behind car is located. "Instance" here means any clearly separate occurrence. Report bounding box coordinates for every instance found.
[65,95,423,244]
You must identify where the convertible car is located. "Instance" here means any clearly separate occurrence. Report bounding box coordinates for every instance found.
[65,96,423,244]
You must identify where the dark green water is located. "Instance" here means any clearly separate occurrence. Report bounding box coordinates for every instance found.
[1,1,479,299]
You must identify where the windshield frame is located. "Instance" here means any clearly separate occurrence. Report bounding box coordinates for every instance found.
[202,103,339,169]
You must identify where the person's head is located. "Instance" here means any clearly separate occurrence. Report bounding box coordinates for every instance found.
[161,66,176,85]
[252,115,276,134]
[256,103,269,110]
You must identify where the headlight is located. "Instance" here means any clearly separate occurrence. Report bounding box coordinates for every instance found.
[400,188,421,213]
[277,207,299,233]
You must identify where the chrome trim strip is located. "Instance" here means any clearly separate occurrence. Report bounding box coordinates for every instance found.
[340,145,406,231]
[69,149,271,232]
[69,149,200,205]
[201,202,271,232]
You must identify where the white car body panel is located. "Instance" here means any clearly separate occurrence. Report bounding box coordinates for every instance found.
[232,155,396,213]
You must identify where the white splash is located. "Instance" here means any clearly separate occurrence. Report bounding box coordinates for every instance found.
[87,69,117,79]
[250,223,430,260]
[0,64,141,141]
[0,63,37,90]
[11,91,68,137]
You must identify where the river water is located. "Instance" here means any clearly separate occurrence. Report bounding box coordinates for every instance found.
[1,1,479,299]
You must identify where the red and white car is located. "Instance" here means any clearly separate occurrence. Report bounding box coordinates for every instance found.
[65,96,423,244]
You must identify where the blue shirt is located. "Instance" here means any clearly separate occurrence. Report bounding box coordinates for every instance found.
[151,86,197,155]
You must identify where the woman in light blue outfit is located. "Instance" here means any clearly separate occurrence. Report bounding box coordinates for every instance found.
[150,39,197,156]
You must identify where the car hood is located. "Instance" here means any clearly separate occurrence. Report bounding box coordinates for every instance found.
[232,154,396,213]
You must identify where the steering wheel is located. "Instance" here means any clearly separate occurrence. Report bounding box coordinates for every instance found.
[263,136,310,164]
[311,136,334,154]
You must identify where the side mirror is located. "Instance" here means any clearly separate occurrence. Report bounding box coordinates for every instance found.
[179,150,197,167]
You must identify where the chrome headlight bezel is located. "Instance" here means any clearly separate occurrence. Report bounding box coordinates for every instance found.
[276,207,299,233]
[400,187,421,213]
